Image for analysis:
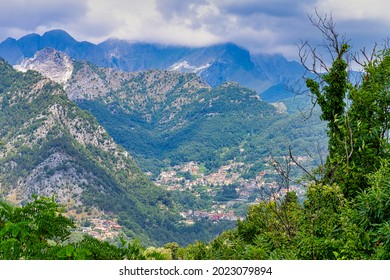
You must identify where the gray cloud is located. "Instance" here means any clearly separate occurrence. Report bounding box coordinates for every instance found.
[156,0,218,30]
[1,0,390,61]
[156,0,208,20]
[153,0,390,60]
[216,0,312,17]
[0,0,87,29]
[152,0,318,58]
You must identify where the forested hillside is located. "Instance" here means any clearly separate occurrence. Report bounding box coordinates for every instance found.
[4,48,329,245]
[14,49,326,180]
[1,16,389,260]
[0,58,234,246]
[178,19,390,260]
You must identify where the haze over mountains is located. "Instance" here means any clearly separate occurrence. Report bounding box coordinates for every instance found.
[0,29,304,102]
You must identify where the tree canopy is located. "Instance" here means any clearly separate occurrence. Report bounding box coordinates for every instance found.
[179,14,390,260]
[0,196,171,260]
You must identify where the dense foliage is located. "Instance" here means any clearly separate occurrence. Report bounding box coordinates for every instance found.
[177,31,390,260]
[0,196,174,260]
[180,159,390,259]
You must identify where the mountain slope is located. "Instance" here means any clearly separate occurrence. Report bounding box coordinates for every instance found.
[65,57,279,175]
[1,57,230,246]
[13,49,327,178]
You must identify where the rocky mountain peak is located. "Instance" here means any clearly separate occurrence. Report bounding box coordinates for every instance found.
[41,29,75,41]
[14,48,74,84]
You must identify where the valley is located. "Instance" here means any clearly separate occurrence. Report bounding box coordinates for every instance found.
[0,31,327,247]
[1,3,390,262]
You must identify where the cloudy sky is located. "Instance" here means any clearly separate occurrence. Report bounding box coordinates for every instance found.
[1,0,389,60]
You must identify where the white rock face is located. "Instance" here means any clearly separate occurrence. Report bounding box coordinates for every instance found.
[14,48,74,84]
[169,60,211,74]
[270,102,287,114]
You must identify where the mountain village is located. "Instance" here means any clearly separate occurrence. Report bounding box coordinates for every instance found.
[155,160,306,224]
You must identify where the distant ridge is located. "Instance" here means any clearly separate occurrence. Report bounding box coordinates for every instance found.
[0,29,305,101]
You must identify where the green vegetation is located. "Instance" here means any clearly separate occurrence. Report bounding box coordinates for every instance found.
[216,183,240,201]
[0,59,234,247]
[176,21,390,260]
[1,18,389,259]
[179,159,390,259]
[77,80,327,179]
[0,196,171,260]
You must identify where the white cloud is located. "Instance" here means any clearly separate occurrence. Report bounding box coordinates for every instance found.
[0,0,86,29]
[315,0,390,23]
[60,0,222,46]
[1,0,390,61]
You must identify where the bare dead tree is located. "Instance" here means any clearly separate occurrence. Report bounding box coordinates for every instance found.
[295,10,353,120]
[258,11,350,196]
[300,10,351,74]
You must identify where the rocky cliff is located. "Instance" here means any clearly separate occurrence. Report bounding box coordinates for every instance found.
[0,58,189,245]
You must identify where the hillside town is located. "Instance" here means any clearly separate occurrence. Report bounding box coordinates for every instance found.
[155,160,306,223]
[80,218,123,240]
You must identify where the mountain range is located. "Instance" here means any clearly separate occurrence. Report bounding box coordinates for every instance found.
[0,56,237,246]
[12,47,326,176]
[0,29,304,101]
[0,31,327,247]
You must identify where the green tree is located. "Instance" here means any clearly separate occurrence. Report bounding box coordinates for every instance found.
[180,13,390,260]
[301,13,390,198]
[0,195,74,259]
[0,196,170,260]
